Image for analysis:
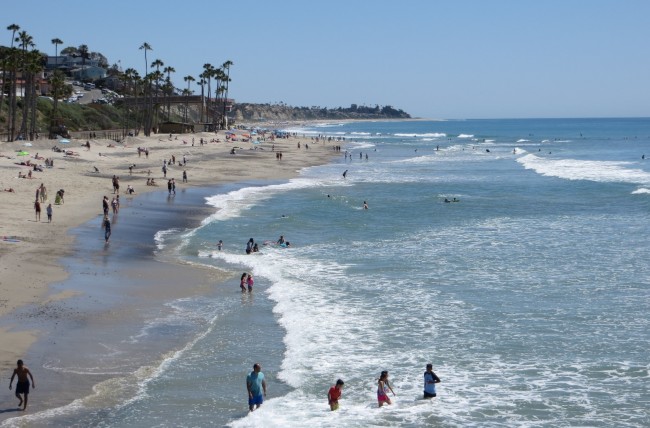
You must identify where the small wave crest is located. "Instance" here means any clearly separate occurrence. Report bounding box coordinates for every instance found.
[517,154,650,184]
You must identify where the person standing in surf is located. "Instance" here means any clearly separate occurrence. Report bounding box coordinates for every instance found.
[247,274,254,292]
[328,379,345,411]
[377,370,395,407]
[423,363,441,398]
[240,273,247,292]
[246,238,255,254]
[9,359,35,411]
[246,363,267,412]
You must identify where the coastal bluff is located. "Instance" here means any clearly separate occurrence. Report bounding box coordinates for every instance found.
[232,103,411,121]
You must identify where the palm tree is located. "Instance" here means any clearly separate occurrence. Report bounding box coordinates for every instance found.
[50,38,63,135]
[221,60,233,129]
[138,43,152,134]
[202,63,215,124]
[213,67,226,126]
[49,69,65,137]
[198,74,207,123]
[150,59,164,131]
[121,68,139,135]
[78,44,89,81]
[139,42,152,77]
[163,65,175,121]
[51,38,62,67]
[15,30,34,141]
[2,24,20,141]
[26,50,43,140]
[183,75,194,123]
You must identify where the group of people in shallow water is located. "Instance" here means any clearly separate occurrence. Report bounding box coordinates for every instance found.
[333,365,440,410]
[240,273,254,292]
[245,236,291,254]
[246,363,441,413]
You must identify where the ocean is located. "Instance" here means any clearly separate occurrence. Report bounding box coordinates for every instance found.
[3,118,649,427]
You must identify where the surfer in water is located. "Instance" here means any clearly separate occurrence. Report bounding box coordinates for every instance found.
[342,170,348,179]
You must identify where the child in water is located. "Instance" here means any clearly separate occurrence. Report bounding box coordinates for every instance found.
[240,273,247,292]
[377,371,395,407]
[247,274,254,292]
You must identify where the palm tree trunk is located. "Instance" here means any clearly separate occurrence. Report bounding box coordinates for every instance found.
[10,68,18,141]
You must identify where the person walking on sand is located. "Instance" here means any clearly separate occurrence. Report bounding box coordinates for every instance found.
[247,274,254,292]
[34,200,41,221]
[46,203,53,223]
[40,184,47,203]
[9,359,35,411]
[103,214,111,243]
[246,363,267,412]
[328,379,345,411]
[423,363,441,398]
[377,370,395,407]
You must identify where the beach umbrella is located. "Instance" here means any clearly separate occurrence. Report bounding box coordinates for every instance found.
[59,138,70,144]
[17,151,29,156]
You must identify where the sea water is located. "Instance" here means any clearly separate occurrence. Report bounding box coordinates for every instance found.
[5,118,650,427]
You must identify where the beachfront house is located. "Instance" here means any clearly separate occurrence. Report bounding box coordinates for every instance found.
[70,65,106,81]
[45,55,107,82]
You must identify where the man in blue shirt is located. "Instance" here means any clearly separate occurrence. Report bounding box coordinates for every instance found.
[423,363,441,398]
[246,363,267,412]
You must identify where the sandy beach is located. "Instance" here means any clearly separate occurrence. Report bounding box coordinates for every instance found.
[0,126,339,374]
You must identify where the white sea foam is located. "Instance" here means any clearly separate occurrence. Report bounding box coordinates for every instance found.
[201,177,332,224]
[632,187,650,194]
[153,228,180,251]
[394,132,446,138]
[457,134,474,138]
[516,139,530,143]
[225,234,476,427]
[347,141,375,150]
[517,154,650,184]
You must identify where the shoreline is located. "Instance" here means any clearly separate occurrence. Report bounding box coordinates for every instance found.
[0,123,342,376]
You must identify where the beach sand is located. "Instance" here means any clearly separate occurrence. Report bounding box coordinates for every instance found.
[0,126,339,376]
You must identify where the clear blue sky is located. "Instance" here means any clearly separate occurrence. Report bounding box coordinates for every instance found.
[3,0,649,119]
